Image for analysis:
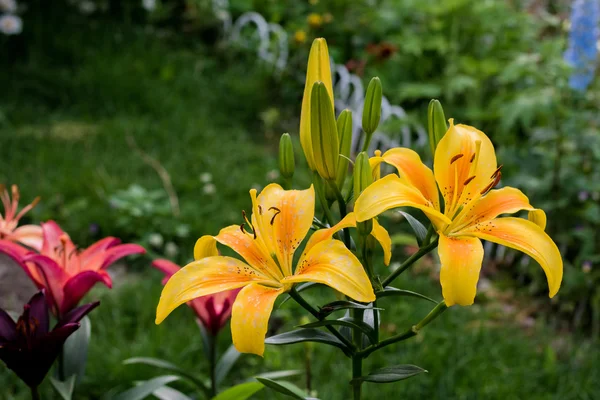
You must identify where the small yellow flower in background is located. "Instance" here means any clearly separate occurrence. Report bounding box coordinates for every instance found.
[355,120,563,307]
[294,30,307,44]
[307,13,323,28]
[323,13,333,23]
[156,184,391,356]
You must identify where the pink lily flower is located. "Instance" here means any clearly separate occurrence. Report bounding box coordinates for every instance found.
[0,221,145,317]
[0,184,43,251]
[152,259,239,336]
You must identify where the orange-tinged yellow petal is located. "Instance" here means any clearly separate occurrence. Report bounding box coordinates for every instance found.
[354,174,452,229]
[214,225,283,281]
[461,217,562,298]
[302,212,391,266]
[438,234,484,307]
[155,256,277,324]
[282,239,375,302]
[434,121,497,216]
[381,147,440,210]
[251,184,315,276]
[450,187,535,233]
[371,220,391,266]
[194,235,219,260]
[528,209,547,230]
[231,283,284,356]
[300,38,334,170]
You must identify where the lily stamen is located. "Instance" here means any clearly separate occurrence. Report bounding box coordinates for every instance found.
[269,207,282,225]
[450,154,464,164]
[491,164,503,179]
[463,176,476,186]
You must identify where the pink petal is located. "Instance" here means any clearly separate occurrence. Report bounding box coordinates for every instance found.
[96,243,145,270]
[10,225,43,251]
[60,270,112,315]
[79,237,121,264]
[40,221,68,255]
[151,259,181,285]
[0,239,43,286]
[23,254,69,315]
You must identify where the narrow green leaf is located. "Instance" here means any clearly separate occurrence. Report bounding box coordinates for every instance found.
[123,357,207,391]
[253,370,303,381]
[50,375,76,400]
[280,282,321,307]
[353,365,427,384]
[212,382,264,400]
[113,375,181,400]
[152,386,193,400]
[376,287,438,304]
[297,318,375,344]
[265,328,347,350]
[397,211,427,245]
[255,378,317,400]
[61,316,91,384]
[215,345,241,385]
[318,300,383,317]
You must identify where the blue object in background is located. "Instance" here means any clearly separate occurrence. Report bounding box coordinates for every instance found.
[564,0,600,91]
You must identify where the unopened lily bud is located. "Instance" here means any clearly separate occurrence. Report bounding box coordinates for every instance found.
[300,38,334,172]
[335,109,353,189]
[362,77,382,138]
[310,81,339,181]
[354,151,374,235]
[278,133,295,179]
[428,99,448,157]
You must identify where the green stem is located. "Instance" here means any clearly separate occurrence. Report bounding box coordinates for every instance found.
[381,237,439,287]
[208,333,217,397]
[358,301,448,358]
[326,180,351,247]
[57,348,65,381]
[423,224,435,246]
[31,386,40,400]
[313,173,336,226]
[289,288,355,351]
[361,133,373,153]
[351,309,364,400]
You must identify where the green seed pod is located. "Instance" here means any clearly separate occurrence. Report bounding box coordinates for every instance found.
[310,81,339,181]
[278,133,295,179]
[428,99,448,158]
[335,109,353,189]
[362,77,383,137]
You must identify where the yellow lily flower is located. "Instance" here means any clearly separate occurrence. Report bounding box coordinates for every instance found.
[355,120,563,306]
[156,184,391,356]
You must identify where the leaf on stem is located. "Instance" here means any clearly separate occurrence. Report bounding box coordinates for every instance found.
[397,211,428,246]
[318,300,383,318]
[352,365,427,384]
[297,317,376,344]
[265,328,347,350]
[123,357,208,392]
[113,375,181,400]
[50,375,76,400]
[376,287,438,304]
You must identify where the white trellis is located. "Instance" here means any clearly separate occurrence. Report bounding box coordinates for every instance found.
[210,0,426,154]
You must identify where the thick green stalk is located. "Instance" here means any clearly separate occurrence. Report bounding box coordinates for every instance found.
[326,179,351,247]
[289,288,355,351]
[358,301,448,358]
[351,309,364,400]
[313,173,336,226]
[208,333,217,397]
[382,237,439,287]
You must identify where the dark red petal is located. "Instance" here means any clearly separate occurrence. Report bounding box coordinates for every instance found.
[0,308,17,344]
[97,243,146,270]
[60,271,111,314]
[56,301,100,328]
[27,291,49,337]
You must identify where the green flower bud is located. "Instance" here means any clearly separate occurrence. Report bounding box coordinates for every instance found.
[278,133,295,179]
[310,81,339,181]
[428,99,448,157]
[335,109,353,189]
[362,77,382,137]
[354,151,374,235]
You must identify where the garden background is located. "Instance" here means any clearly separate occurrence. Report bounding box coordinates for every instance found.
[1,0,599,398]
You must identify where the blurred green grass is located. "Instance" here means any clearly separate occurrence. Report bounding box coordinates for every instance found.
[0,25,598,400]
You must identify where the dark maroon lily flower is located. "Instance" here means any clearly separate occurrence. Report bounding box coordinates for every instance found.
[152,259,239,336]
[0,291,99,389]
